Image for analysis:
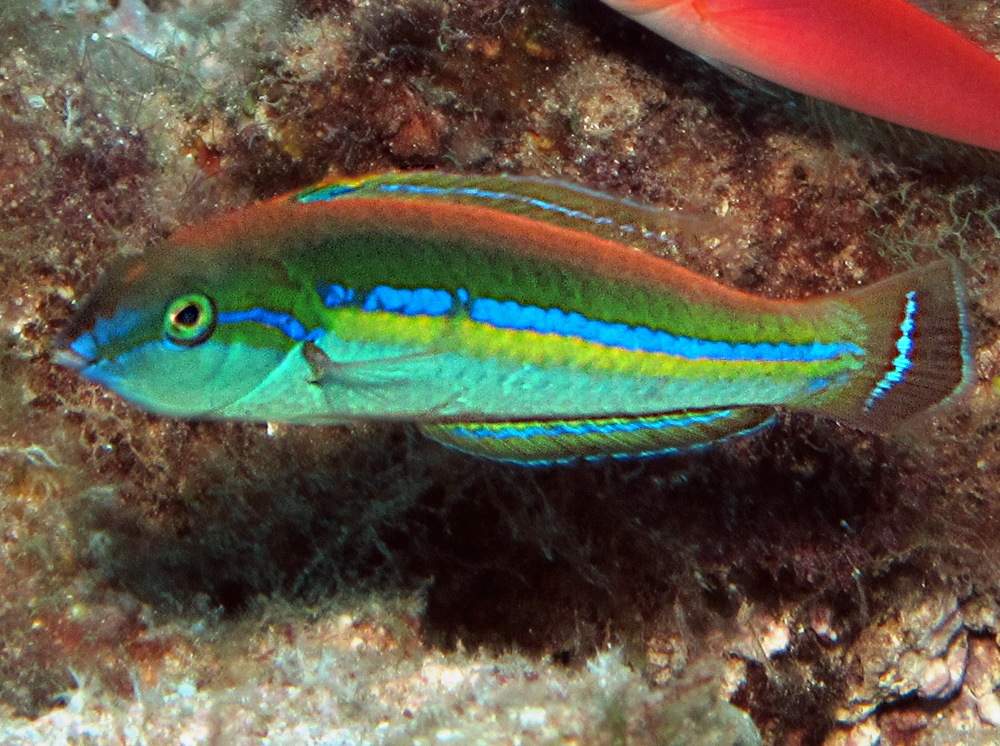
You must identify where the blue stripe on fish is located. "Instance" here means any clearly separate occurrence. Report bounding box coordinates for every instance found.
[372,183,681,244]
[70,333,100,362]
[293,178,679,245]
[448,409,733,441]
[361,285,454,316]
[218,309,325,343]
[865,290,919,409]
[467,297,863,362]
[377,182,615,225]
[314,282,864,363]
[318,283,356,308]
[71,311,143,362]
[422,408,780,465]
[295,184,359,203]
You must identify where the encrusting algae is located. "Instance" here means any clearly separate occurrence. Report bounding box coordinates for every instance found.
[1,0,1000,743]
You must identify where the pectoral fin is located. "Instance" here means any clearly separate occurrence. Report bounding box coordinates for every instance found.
[304,342,444,389]
[420,406,776,465]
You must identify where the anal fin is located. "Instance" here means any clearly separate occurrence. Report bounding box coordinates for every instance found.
[420,406,776,465]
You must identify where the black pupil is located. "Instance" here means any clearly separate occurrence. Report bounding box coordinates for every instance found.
[175,303,201,327]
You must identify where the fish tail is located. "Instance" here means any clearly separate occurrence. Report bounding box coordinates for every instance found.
[820,259,973,430]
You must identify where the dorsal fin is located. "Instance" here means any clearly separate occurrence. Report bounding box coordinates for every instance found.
[420,407,776,465]
[292,172,724,258]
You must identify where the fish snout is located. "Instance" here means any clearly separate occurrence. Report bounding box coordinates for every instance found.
[51,325,100,370]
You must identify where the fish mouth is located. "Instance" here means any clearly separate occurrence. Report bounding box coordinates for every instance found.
[51,325,99,371]
[51,346,91,371]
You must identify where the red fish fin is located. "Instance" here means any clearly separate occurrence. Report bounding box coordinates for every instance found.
[805,98,1000,174]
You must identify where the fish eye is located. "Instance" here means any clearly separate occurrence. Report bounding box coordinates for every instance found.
[163,293,216,346]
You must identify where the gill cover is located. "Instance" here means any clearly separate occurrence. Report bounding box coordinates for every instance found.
[56,252,291,418]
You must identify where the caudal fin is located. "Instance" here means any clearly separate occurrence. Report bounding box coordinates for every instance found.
[821,259,973,430]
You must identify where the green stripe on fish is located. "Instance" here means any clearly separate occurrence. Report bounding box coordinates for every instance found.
[55,172,972,465]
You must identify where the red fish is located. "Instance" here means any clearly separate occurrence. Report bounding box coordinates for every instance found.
[599,0,1000,151]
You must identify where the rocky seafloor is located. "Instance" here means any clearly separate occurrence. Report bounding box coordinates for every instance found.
[2,0,1000,743]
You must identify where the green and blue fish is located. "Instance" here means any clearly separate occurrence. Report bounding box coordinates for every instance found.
[55,172,972,465]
